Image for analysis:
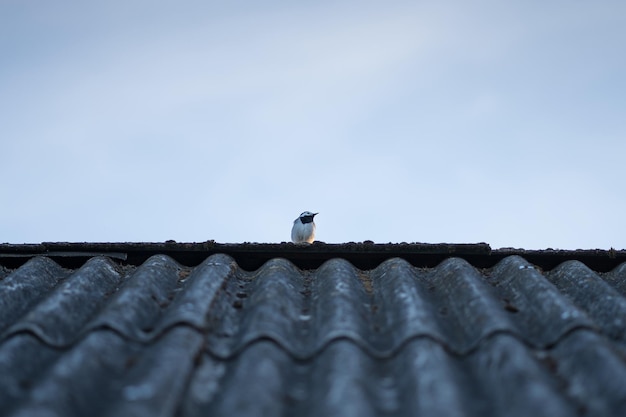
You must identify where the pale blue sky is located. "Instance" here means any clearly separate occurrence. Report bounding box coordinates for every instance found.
[1,1,625,249]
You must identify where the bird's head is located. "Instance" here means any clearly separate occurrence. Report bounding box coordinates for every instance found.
[298,211,318,224]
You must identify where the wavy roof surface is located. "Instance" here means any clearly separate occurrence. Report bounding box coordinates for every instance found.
[1,243,625,416]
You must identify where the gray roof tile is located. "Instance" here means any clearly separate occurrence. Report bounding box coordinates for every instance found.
[0,257,69,334]
[549,260,626,343]
[1,244,626,416]
[3,257,123,346]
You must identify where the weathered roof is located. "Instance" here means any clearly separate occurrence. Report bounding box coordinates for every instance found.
[1,242,626,416]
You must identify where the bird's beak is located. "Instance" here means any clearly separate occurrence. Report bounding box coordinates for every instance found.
[313,212,319,216]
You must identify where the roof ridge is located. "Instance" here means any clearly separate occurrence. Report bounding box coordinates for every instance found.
[2,242,625,271]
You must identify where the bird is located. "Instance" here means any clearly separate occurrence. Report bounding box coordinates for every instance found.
[291,211,318,243]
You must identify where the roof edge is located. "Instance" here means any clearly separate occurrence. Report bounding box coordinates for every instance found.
[1,242,624,272]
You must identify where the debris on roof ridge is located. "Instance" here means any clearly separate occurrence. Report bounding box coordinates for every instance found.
[1,242,625,272]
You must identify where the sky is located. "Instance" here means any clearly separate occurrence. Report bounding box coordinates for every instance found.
[1,0,625,249]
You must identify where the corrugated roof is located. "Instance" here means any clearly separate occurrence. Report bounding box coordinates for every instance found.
[1,243,626,416]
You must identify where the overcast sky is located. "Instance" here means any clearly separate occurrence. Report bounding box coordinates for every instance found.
[1,1,625,249]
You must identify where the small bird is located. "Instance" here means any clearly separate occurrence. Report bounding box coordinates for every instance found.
[291,211,318,243]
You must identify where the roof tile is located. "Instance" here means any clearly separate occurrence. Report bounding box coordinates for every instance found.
[2,257,122,346]
[549,260,626,343]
